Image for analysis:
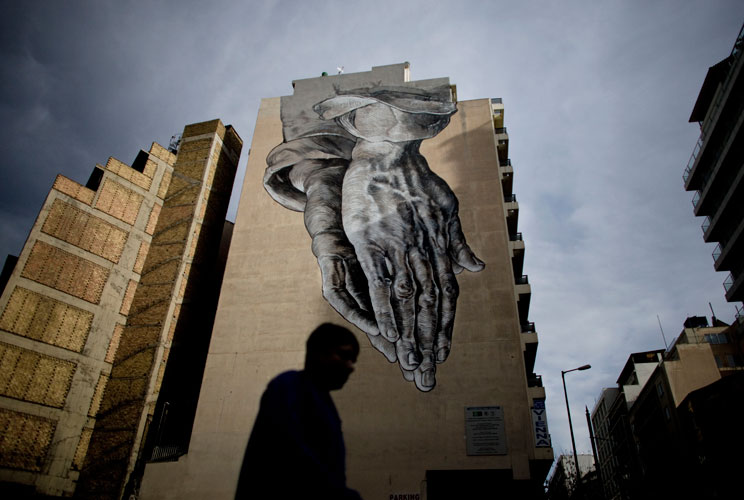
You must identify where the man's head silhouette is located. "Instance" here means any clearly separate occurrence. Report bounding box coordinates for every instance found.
[305,323,360,391]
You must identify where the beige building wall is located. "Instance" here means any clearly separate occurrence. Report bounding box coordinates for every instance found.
[141,65,551,500]
[0,142,175,496]
[664,343,722,405]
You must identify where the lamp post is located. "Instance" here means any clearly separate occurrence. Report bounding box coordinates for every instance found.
[562,364,591,495]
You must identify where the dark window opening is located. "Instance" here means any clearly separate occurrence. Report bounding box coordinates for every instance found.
[131,150,149,173]
[85,167,104,191]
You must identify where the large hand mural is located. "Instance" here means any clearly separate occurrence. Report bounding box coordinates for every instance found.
[264,83,484,391]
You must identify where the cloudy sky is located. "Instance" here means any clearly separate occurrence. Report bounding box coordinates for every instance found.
[2,0,743,466]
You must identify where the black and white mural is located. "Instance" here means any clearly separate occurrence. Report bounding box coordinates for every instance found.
[264,83,484,391]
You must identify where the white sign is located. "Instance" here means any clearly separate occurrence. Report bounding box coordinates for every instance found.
[532,401,551,447]
[465,406,507,455]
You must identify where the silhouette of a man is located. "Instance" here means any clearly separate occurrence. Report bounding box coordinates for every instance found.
[235,323,362,499]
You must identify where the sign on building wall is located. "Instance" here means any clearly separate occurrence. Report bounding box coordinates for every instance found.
[532,399,551,447]
[465,406,507,455]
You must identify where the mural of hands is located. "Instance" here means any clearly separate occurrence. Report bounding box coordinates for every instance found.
[341,145,484,391]
[264,85,484,391]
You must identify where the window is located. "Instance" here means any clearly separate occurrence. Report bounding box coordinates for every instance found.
[656,382,664,397]
[664,407,671,420]
[704,333,729,344]
[714,355,724,368]
[725,354,742,367]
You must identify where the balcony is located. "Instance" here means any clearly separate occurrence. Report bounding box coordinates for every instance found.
[505,196,519,236]
[724,272,743,303]
[501,162,513,198]
[509,232,523,241]
[522,328,538,375]
[685,30,744,191]
[516,276,531,324]
[495,123,509,163]
[510,238,525,278]
[527,374,543,388]
[521,322,536,333]
[713,219,744,272]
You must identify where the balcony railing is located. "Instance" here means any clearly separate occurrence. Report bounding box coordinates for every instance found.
[724,273,735,292]
[712,243,722,262]
[692,191,701,208]
[701,216,711,234]
[491,97,503,104]
[505,194,517,203]
[516,275,529,285]
[521,322,536,333]
[501,158,512,166]
[510,232,523,241]
[495,127,508,134]
[683,136,703,183]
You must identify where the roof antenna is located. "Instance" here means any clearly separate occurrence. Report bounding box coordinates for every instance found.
[337,66,345,74]
[657,314,668,350]
[709,302,717,325]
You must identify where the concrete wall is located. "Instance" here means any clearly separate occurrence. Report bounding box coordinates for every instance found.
[0,142,175,496]
[665,344,722,405]
[142,68,548,499]
[77,120,241,500]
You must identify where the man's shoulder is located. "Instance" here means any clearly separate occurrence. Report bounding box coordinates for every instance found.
[266,370,304,392]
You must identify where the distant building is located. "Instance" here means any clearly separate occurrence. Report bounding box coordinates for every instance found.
[590,315,744,499]
[629,315,743,498]
[683,23,744,303]
[0,120,241,499]
[546,454,596,500]
[591,351,662,500]
[140,63,553,499]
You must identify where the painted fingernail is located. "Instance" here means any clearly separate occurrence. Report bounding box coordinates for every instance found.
[384,327,399,342]
[436,347,450,363]
[422,369,436,389]
[407,351,421,367]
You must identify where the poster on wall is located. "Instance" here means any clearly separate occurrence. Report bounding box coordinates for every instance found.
[264,82,484,392]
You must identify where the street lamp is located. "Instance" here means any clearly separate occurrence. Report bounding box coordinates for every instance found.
[562,364,591,493]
